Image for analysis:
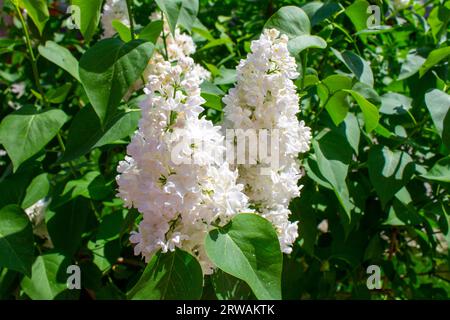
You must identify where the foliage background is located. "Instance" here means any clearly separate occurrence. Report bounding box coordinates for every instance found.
[0,0,449,300]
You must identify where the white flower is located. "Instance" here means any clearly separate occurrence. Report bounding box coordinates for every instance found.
[101,0,130,39]
[116,24,247,274]
[394,0,411,11]
[223,29,312,254]
[11,82,25,98]
[25,199,53,248]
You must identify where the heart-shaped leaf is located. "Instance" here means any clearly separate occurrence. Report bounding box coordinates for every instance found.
[21,253,71,300]
[0,205,34,277]
[79,38,154,125]
[205,214,283,300]
[0,106,68,171]
[128,248,203,300]
[264,6,311,38]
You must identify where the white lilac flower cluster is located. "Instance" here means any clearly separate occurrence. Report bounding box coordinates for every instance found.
[116,15,248,274]
[101,0,130,39]
[223,29,312,254]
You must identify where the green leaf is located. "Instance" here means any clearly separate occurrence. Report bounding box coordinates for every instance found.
[312,129,353,217]
[47,197,91,256]
[46,83,72,104]
[380,92,412,115]
[264,6,311,38]
[425,89,450,148]
[112,20,132,42]
[398,52,425,80]
[428,3,450,43]
[38,41,80,82]
[155,0,183,35]
[317,74,352,126]
[200,81,224,111]
[21,253,70,300]
[368,146,415,207]
[303,1,341,26]
[288,35,327,55]
[18,0,49,35]
[128,248,203,300]
[21,173,50,209]
[345,0,370,32]
[61,104,140,163]
[214,67,237,85]
[344,90,379,132]
[332,49,374,87]
[178,0,199,32]
[79,38,154,125]
[0,106,68,171]
[70,0,103,42]
[139,20,163,43]
[205,213,282,300]
[0,205,34,277]
[419,46,450,78]
[211,269,254,300]
[0,164,40,209]
[53,171,111,207]
[352,82,380,104]
[421,157,450,183]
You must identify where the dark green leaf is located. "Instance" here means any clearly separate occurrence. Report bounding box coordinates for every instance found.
[128,248,203,300]
[0,205,34,277]
[61,104,140,163]
[205,214,283,300]
[380,92,412,115]
[155,0,183,35]
[79,38,154,124]
[344,90,380,132]
[46,197,91,256]
[425,89,450,147]
[38,41,80,82]
[70,0,103,42]
[0,106,68,170]
[210,269,254,300]
[419,46,450,78]
[368,145,415,207]
[332,49,374,87]
[178,0,199,32]
[139,20,163,43]
[21,173,50,209]
[18,0,49,35]
[345,0,370,32]
[112,20,132,42]
[398,52,425,80]
[21,253,71,300]
[288,35,327,55]
[421,157,450,183]
[264,6,311,38]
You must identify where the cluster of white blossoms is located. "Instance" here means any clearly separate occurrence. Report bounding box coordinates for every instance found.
[101,0,130,39]
[116,14,248,274]
[223,29,311,254]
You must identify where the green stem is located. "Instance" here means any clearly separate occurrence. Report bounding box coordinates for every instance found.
[56,133,66,152]
[126,0,135,40]
[300,51,308,90]
[161,13,169,60]
[15,4,48,108]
